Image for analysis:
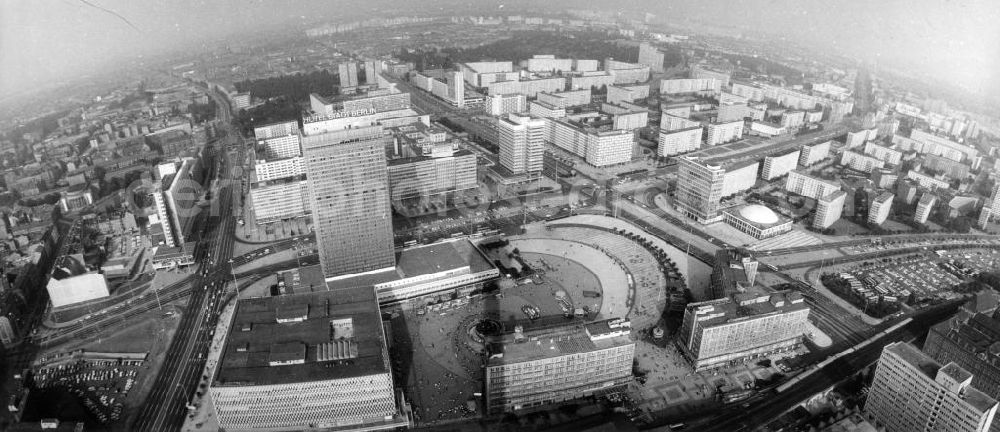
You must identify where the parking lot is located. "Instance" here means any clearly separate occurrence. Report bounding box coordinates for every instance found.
[28,354,147,424]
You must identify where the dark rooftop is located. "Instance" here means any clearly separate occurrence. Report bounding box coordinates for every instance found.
[214,286,388,387]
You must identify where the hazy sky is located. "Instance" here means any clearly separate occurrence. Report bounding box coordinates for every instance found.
[1,0,998,100]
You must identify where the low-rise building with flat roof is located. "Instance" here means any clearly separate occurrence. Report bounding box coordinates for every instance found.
[210,286,411,432]
[326,238,499,304]
[485,318,635,414]
[679,291,809,371]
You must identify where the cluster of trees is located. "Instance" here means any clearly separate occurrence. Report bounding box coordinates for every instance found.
[397,31,657,72]
[235,98,302,137]
[820,273,901,318]
[188,99,217,123]
[235,69,339,101]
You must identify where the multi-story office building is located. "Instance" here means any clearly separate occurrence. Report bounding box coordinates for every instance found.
[658,125,702,157]
[210,287,411,432]
[659,78,721,95]
[606,84,650,104]
[799,140,831,166]
[258,134,301,160]
[302,108,428,136]
[676,157,757,223]
[868,192,894,225]
[484,319,635,414]
[311,91,412,116]
[705,121,744,146]
[863,142,903,166]
[498,114,545,175]
[914,193,938,224]
[866,342,997,432]
[338,61,359,87]
[675,157,726,223]
[254,120,299,140]
[840,150,886,173]
[761,148,801,180]
[387,145,477,202]
[813,190,847,229]
[679,291,809,371]
[302,126,395,279]
[549,117,634,167]
[485,93,526,116]
[151,158,203,247]
[637,42,665,72]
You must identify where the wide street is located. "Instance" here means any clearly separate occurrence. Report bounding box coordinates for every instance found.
[130,85,245,432]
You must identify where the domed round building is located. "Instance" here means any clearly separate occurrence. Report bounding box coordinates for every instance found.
[723,204,792,240]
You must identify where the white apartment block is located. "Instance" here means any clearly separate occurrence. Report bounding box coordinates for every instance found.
[498,114,545,174]
[705,121,744,146]
[253,120,298,140]
[846,130,867,148]
[868,192,894,225]
[866,342,997,432]
[524,55,573,72]
[906,170,951,190]
[813,190,846,229]
[658,127,703,157]
[604,59,650,84]
[537,89,591,108]
[780,111,805,129]
[785,170,841,199]
[568,72,616,90]
[660,78,721,95]
[259,134,302,159]
[249,179,310,223]
[606,84,650,104]
[799,140,831,167]
[761,149,801,180]
[486,77,566,98]
[863,142,902,166]
[914,193,937,224]
[485,93,526,116]
[254,157,303,182]
[550,119,634,167]
[528,101,566,119]
[721,161,760,197]
[840,150,886,173]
